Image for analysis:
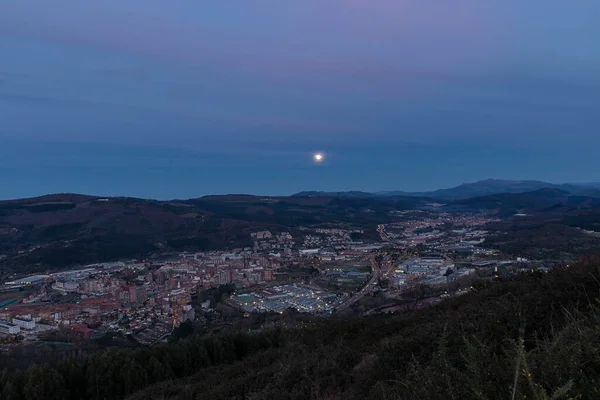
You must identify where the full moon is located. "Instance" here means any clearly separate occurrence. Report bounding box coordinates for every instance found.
[313,153,324,162]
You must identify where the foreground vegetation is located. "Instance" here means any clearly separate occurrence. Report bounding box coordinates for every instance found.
[2,260,600,399]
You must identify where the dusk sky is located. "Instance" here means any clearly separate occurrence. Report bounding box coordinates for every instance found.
[2,1,600,199]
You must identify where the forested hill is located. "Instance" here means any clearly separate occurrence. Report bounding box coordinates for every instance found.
[2,260,600,399]
[0,193,428,276]
[3,189,600,276]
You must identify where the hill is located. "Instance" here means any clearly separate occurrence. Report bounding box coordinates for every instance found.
[3,187,600,275]
[447,188,600,213]
[292,191,376,198]
[1,260,600,399]
[0,193,431,275]
[413,179,600,200]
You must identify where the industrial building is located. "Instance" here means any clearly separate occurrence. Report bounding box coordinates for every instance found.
[5,275,48,286]
[12,318,36,330]
[233,284,338,314]
[0,322,20,335]
[299,248,320,256]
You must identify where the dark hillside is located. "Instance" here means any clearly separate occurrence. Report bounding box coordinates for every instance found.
[3,190,600,277]
[0,194,419,274]
[485,208,600,259]
[447,188,600,216]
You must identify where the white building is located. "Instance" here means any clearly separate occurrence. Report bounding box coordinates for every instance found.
[12,318,35,330]
[251,231,272,240]
[5,275,48,286]
[419,257,445,265]
[0,322,20,335]
[299,249,320,256]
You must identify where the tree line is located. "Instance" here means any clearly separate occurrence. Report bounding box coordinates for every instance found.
[0,328,285,400]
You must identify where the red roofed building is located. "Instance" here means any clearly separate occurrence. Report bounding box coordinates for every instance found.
[70,324,93,339]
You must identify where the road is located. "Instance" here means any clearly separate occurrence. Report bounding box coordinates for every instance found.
[363,297,442,316]
[335,253,395,312]
[377,224,394,241]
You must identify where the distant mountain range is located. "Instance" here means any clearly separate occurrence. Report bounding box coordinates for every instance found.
[294,179,600,200]
[447,188,600,213]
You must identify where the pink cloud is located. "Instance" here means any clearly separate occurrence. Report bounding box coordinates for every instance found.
[2,1,497,78]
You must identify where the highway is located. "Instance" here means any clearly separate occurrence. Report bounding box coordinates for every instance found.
[335,253,395,312]
[377,224,394,241]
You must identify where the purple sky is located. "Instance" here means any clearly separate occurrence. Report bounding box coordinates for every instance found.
[1,1,600,198]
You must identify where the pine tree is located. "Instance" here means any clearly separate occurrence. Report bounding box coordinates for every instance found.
[24,364,66,400]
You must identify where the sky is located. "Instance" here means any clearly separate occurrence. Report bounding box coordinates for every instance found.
[1,0,600,199]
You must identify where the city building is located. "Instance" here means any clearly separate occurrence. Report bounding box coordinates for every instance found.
[129,286,147,304]
[12,318,35,330]
[218,270,231,285]
[0,322,20,334]
[5,275,48,286]
[299,249,320,256]
[251,231,272,240]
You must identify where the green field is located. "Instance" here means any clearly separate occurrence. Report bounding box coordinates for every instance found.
[232,294,260,305]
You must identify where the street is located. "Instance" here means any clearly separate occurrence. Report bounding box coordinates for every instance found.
[335,252,395,312]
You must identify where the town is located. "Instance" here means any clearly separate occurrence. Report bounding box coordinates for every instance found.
[0,210,552,343]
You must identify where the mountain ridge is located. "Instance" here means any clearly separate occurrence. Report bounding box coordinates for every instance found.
[294,179,600,200]
[4,179,600,203]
